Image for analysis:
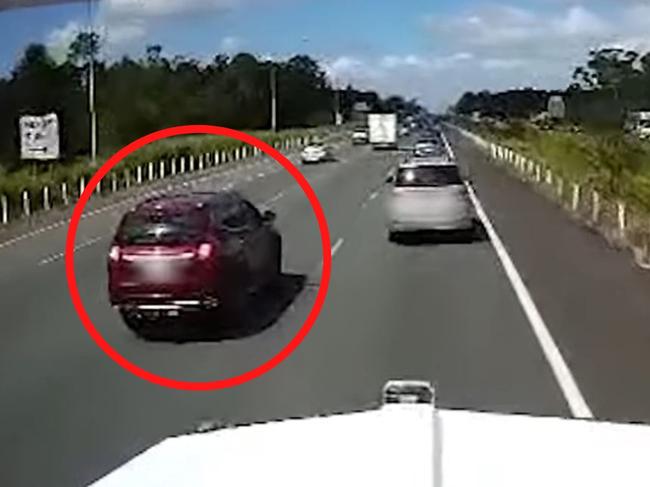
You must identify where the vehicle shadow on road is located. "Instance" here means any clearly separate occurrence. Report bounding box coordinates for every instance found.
[390,219,489,246]
[169,273,307,343]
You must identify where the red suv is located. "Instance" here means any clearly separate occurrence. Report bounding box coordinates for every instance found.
[108,191,282,336]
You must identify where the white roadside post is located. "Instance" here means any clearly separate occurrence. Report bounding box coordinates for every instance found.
[199,154,204,171]
[180,157,186,174]
[148,162,154,181]
[96,178,101,195]
[22,190,30,217]
[43,186,50,211]
[617,202,626,237]
[111,174,117,193]
[592,190,600,223]
[535,164,541,183]
[125,169,131,189]
[137,166,143,184]
[545,169,553,185]
[1,194,7,224]
[215,151,220,165]
[171,158,177,176]
[571,184,580,212]
[62,182,69,205]
[557,178,564,199]
[189,155,195,172]
[80,177,86,197]
[160,160,165,180]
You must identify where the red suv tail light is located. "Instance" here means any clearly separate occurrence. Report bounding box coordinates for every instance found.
[109,245,121,262]
[196,243,213,260]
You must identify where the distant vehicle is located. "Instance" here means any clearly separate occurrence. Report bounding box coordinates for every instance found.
[368,113,398,150]
[407,152,454,166]
[413,138,444,158]
[384,163,474,240]
[108,191,282,338]
[624,111,650,140]
[301,143,332,163]
[351,126,369,145]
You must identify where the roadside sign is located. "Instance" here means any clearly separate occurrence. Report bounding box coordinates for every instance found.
[19,113,60,160]
[548,96,566,120]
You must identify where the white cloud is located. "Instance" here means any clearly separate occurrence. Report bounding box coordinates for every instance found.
[46,20,82,63]
[103,0,239,20]
[220,36,243,53]
[415,2,650,108]
[98,20,147,47]
[480,58,526,70]
[96,0,247,52]
[323,52,478,110]
[556,6,608,37]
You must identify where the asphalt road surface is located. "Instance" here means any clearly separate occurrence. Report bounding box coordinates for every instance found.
[1,131,650,486]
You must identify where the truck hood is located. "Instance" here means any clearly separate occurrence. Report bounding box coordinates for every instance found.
[89,382,650,487]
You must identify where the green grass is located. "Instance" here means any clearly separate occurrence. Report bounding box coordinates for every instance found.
[476,121,650,210]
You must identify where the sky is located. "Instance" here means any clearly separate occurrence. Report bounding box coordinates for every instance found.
[1,0,650,110]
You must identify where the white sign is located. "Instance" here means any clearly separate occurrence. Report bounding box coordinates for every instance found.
[20,113,60,160]
[547,96,566,120]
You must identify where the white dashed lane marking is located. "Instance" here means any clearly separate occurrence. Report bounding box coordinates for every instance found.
[38,236,105,266]
[331,237,344,256]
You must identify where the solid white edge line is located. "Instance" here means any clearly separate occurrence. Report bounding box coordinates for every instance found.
[443,124,593,419]
[467,184,593,419]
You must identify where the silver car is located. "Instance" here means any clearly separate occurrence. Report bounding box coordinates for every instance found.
[385,163,474,239]
[301,144,331,164]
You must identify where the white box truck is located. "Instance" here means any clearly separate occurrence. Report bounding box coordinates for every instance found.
[368,113,398,150]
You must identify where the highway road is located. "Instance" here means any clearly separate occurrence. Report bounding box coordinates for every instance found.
[1,130,650,486]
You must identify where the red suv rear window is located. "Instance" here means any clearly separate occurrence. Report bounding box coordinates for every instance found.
[116,208,209,245]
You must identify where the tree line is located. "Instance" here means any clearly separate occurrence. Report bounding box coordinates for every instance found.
[454,48,650,128]
[0,32,410,171]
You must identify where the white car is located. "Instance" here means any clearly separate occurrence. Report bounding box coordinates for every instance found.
[301,144,331,164]
[413,139,444,158]
[385,162,474,240]
[407,153,454,166]
[351,127,369,144]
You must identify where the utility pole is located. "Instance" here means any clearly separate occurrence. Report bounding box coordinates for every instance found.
[332,75,343,126]
[88,0,97,165]
[270,64,277,132]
